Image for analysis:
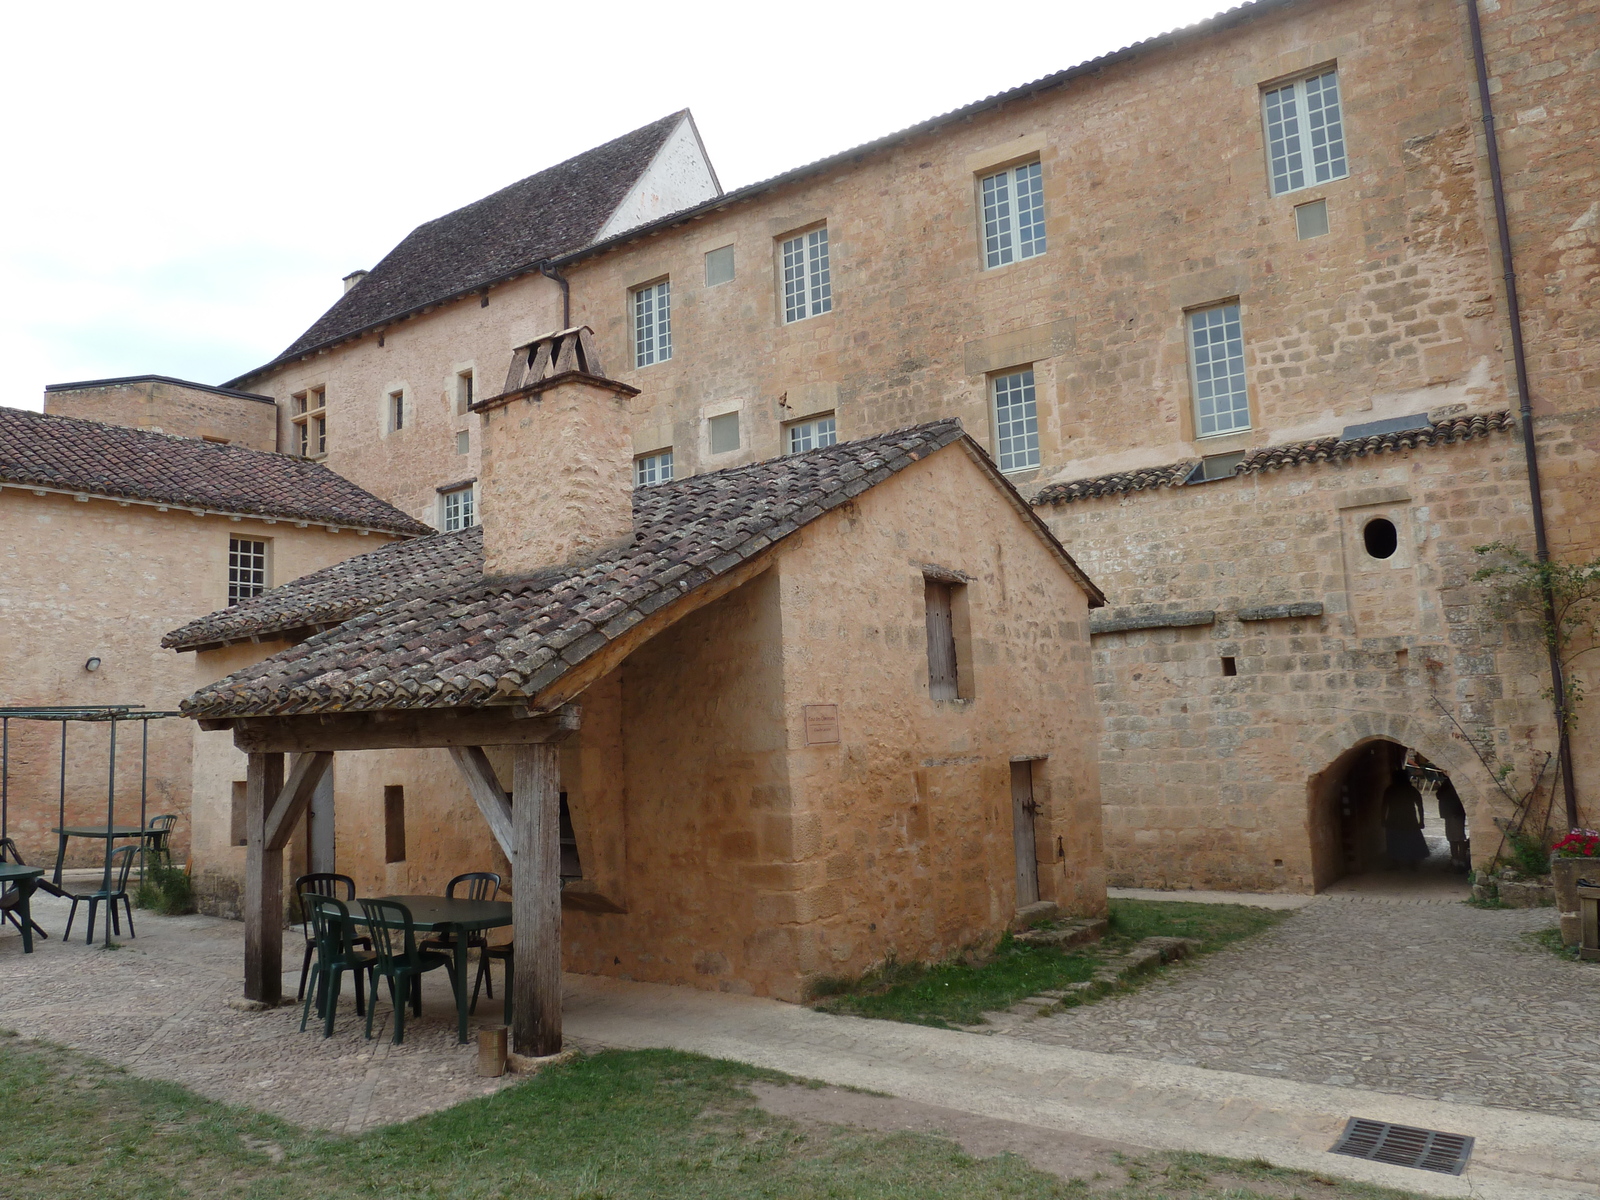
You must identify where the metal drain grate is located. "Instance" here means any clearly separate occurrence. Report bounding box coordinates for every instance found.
[1330,1117,1474,1175]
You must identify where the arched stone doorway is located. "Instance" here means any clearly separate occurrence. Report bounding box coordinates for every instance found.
[1303,713,1488,894]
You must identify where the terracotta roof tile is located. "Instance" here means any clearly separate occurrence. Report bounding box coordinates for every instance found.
[0,406,431,536]
[180,420,1073,718]
[1033,411,1516,506]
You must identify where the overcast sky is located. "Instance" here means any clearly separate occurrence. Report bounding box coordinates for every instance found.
[0,0,1230,411]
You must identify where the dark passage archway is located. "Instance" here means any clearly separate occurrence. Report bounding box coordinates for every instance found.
[1308,738,1467,893]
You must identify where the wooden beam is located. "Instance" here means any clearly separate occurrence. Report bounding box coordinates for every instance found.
[230,704,581,753]
[243,751,285,1004]
[449,746,514,861]
[264,751,333,852]
[512,743,562,1057]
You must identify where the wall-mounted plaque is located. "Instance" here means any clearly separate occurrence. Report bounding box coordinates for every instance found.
[804,704,840,745]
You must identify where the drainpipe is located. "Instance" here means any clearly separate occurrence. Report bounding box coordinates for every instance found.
[1465,0,1579,831]
[538,262,571,330]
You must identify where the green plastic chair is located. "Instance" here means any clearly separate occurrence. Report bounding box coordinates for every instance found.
[142,815,179,868]
[299,894,375,1039]
[358,897,456,1045]
[63,844,138,944]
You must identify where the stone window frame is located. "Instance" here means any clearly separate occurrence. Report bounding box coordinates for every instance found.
[784,413,837,455]
[978,159,1047,270]
[227,535,270,606]
[388,388,407,434]
[634,448,674,487]
[290,386,327,459]
[777,224,832,324]
[989,366,1041,473]
[1184,300,1255,440]
[453,366,476,415]
[632,277,673,368]
[1260,63,1349,198]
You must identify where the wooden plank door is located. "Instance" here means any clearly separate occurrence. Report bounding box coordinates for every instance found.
[1011,760,1039,907]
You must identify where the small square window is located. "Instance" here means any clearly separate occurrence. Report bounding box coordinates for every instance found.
[980,160,1046,268]
[441,485,475,532]
[786,413,837,454]
[633,280,672,368]
[455,430,469,455]
[1187,451,1246,483]
[708,411,740,455]
[635,449,674,486]
[991,369,1040,472]
[389,390,405,431]
[705,245,735,286]
[780,226,831,323]
[228,537,268,606]
[1295,198,1330,239]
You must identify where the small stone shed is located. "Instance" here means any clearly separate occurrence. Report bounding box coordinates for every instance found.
[173,330,1107,1054]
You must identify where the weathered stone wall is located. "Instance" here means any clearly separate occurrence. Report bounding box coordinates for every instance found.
[44,379,278,451]
[0,490,398,868]
[1041,429,1554,891]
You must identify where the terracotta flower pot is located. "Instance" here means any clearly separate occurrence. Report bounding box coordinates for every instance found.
[1550,857,1596,947]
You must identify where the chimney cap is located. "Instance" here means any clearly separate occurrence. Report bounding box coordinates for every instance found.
[473,326,639,413]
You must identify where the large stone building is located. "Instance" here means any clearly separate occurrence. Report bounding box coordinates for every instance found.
[172,337,1107,1010]
[0,396,429,866]
[204,0,1597,890]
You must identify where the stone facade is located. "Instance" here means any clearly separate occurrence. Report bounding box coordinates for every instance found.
[43,376,279,451]
[0,490,400,866]
[225,0,1598,889]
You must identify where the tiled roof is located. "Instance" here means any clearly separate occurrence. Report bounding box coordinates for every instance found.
[162,528,479,652]
[1033,411,1517,506]
[180,421,1099,718]
[0,406,431,536]
[1033,460,1197,505]
[1238,410,1516,472]
[241,113,689,380]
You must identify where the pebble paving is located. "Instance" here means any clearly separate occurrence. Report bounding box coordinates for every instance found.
[995,892,1600,1120]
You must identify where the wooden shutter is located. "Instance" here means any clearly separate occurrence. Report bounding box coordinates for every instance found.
[925,581,958,700]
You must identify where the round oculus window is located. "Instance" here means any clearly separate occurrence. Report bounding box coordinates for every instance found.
[1363,517,1399,560]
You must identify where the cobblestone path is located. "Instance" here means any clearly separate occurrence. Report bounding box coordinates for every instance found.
[995,895,1600,1119]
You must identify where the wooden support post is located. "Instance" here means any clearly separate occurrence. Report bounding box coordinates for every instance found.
[512,743,561,1057]
[243,751,285,1004]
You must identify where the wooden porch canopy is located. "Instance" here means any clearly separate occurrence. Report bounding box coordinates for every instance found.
[200,703,581,1057]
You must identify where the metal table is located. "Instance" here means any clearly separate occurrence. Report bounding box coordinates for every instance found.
[49,825,144,886]
[0,863,46,953]
[361,894,512,1044]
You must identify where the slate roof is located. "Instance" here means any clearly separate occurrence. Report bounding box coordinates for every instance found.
[1033,411,1517,506]
[162,528,480,652]
[241,112,691,381]
[0,406,431,536]
[179,420,1101,718]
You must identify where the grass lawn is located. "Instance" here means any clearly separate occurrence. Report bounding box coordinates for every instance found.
[812,899,1290,1028]
[0,1033,1419,1200]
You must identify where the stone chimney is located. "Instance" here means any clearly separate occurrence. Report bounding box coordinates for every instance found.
[342,269,368,292]
[471,326,641,577]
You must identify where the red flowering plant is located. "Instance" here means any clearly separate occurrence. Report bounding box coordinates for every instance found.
[1552,829,1600,858]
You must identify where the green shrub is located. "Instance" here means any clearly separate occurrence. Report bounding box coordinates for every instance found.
[134,861,194,915]
[1506,830,1551,878]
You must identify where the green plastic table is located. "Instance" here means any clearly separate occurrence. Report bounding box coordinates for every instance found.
[0,863,46,953]
[355,894,512,1044]
[49,825,144,886]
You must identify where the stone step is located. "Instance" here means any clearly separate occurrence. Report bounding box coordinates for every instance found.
[1011,917,1109,950]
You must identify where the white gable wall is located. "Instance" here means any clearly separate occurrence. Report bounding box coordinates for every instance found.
[593,115,721,243]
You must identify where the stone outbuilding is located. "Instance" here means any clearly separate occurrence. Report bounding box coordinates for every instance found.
[172,331,1107,1053]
